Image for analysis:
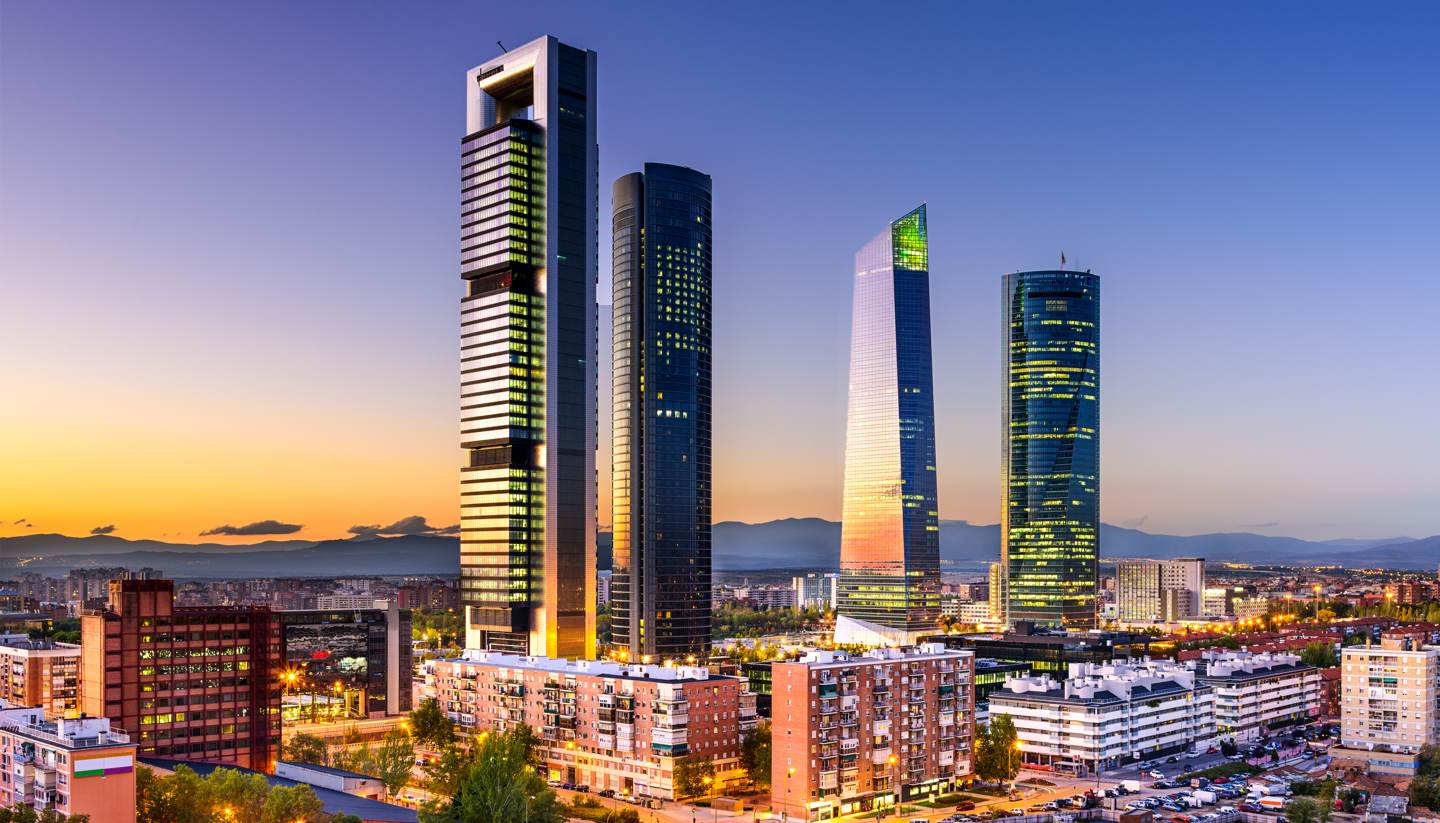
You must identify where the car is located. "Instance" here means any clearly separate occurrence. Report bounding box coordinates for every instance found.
[575,785,590,793]
[598,789,615,798]
[957,802,977,811]
[561,782,575,791]
[1149,770,1167,779]
[546,779,563,788]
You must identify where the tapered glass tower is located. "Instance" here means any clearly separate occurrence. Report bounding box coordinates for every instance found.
[1001,270,1100,629]
[611,164,713,661]
[836,205,941,647]
[458,36,597,658]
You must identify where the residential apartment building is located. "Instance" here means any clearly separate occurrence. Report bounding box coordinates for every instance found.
[1196,650,1321,742]
[80,579,282,771]
[1233,597,1272,621]
[0,706,136,823]
[771,644,975,822]
[1116,558,1205,623]
[0,635,80,718]
[989,659,1216,774]
[793,574,840,611]
[1340,635,1440,756]
[424,651,756,799]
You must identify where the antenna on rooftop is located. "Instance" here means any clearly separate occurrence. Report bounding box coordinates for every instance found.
[497,40,508,53]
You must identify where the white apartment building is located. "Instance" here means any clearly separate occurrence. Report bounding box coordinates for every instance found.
[1197,650,1321,742]
[1340,636,1440,755]
[989,659,1216,774]
[1116,558,1205,623]
[793,573,839,610]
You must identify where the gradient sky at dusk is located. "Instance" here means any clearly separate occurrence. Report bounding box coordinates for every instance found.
[3,2,1438,543]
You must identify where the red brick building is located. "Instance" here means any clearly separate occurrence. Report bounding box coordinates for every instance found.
[80,579,281,771]
[771,644,975,822]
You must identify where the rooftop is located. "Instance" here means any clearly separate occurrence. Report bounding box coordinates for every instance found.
[441,650,719,683]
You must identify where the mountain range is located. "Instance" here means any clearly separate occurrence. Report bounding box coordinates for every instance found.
[0,520,1436,578]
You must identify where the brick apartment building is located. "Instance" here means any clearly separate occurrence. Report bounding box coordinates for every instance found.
[771,644,975,822]
[80,579,282,771]
[0,634,81,718]
[424,650,758,799]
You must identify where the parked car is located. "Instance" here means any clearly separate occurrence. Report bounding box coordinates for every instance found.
[598,789,615,798]
[956,802,977,811]
[1150,770,1167,779]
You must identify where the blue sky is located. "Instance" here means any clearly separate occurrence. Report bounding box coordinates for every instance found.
[2,1,1437,541]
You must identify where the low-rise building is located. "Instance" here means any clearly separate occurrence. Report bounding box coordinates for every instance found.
[0,707,137,823]
[989,659,1216,774]
[770,644,975,822]
[0,634,81,718]
[424,651,757,799]
[1197,650,1321,742]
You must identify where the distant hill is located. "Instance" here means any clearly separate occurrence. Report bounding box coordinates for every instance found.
[1,521,1436,577]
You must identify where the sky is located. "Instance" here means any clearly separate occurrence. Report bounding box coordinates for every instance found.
[2,2,1438,544]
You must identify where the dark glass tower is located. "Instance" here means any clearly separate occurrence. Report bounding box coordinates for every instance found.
[836,205,941,646]
[1001,270,1100,629]
[611,164,713,661]
[459,36,597,658]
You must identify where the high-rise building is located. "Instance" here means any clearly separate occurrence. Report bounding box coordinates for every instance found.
[770,644,975,821]
[1337,634,1440,775]
[610,164,713,661]
[1001,269,1100,629]
[988,562,1003,623]
[459,36,598,658]
[836,205,941,646]
[1116,558,1206,623]
[79,579,281,771]
[278,602,413,719]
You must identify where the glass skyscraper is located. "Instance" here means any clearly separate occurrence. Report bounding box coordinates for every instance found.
[458,36,597,658]
[836,205,941,646]
[610,164,713,661]
[1001,270,1100,629]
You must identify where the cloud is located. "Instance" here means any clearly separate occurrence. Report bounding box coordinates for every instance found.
[1238,522,1279,529]
[200,520,303,537]
[13,519,27,526]
[90,524,117,535]
[1121,515,1149,529]
[348,515,453,537]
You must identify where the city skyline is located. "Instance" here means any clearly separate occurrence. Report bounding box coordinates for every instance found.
[5,3,1440,544]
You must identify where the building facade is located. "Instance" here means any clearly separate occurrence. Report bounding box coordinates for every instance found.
[460,35,598,658]
[611,164,714,661]
[279,603,413,719]
[1197,650,1321,742]
[79,579,282,771]
[990,659,1215,774]
[793,573,840,611]
[1340,635,1440,756]
[423,651,756,799]
[1001,270,1100,629]
[0,635,80,718]
[1116,558,1206,623]
[771,644,975,822]
[836,206,941,646]
[0,707,136,823]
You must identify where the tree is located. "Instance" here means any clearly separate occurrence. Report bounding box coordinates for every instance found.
[740,721,772,788]
[422,742,479,799]
[975,714,1022,786]
[411,698,457,748]
[419,727,562,823]
[284,732,331,766]
[1220,738,1238,757]
[1286,797,1325,823]
[1299,642,1338,668]
[673,755,716,800]
[260,784,328,823]
[337,728,415,798]
[0,807,90,823]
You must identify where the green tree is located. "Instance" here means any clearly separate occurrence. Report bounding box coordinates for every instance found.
[509,722,545,770]
[422,742,479,799]
[419,727,561,823]
[338,728,415,798]
[411,698,457,748]
[1299,641,1338,668]
[284,732,331,766]
[975,714,1022,786]
[1286,797,1325,823]
[673,755,717,800]
[260,784,328,823]
[740,721,772,788]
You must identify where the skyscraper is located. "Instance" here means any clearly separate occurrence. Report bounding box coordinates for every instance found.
[836,205,941,647]
[610,164,714,661]
[459,36,597,658]
[1001,269,1100,629]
